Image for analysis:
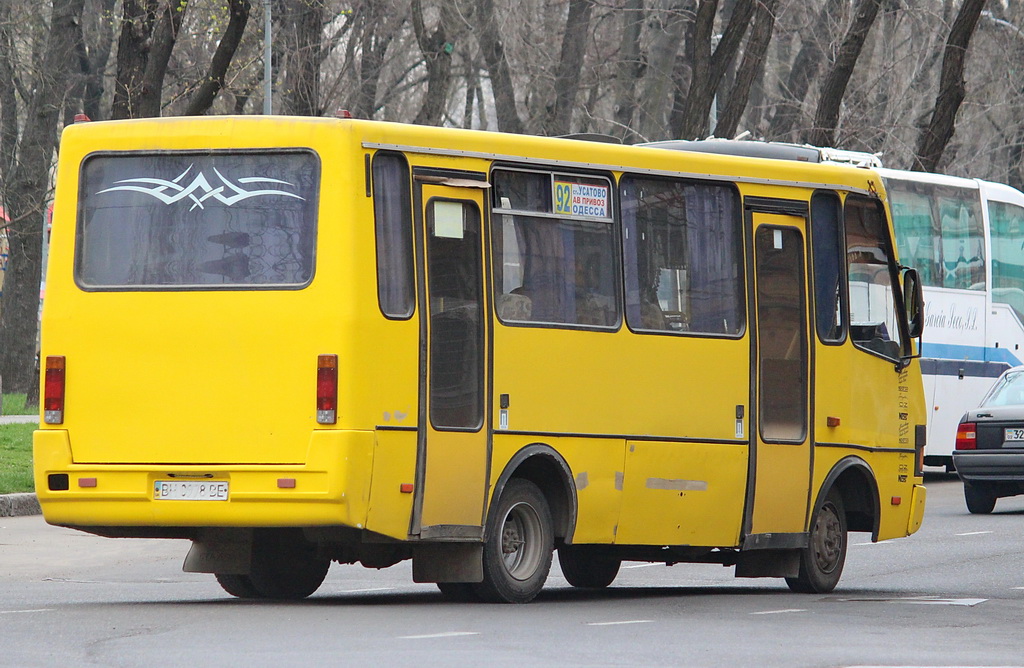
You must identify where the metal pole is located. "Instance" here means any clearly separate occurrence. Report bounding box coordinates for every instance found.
[263,0,272,115]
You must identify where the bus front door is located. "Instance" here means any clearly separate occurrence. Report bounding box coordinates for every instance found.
[412,177,490,539]
[748,211,813,540]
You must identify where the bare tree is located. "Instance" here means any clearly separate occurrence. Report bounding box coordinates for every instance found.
[716,0,778,139]
[476,0,524,133]
[672,0,756,140]
[807,0,882,147]
[912,0,987,172]
[279,0,324,116]
[545,0,596,135]
[183,0,250,115]
[0,0,86,393]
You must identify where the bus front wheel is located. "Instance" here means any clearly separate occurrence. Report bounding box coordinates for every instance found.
[474,478,553,603]
[786,489,847,594]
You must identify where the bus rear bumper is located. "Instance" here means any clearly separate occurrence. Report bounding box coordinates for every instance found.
[32,428,374,531]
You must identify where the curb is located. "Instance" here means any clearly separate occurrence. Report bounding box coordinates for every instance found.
[0,493,41,517]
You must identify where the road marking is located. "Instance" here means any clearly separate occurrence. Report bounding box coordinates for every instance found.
[622,563,661,569]
[400,632,480,640]
[749,609,806,615]
[0,609,53,615]
[955,531,993,536]
[899,597,987,606]
[587,620,653,626]
[339,587,395,594]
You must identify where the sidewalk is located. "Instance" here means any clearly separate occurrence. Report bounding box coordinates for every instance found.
[0,414,40,516]
[0,414,39,424]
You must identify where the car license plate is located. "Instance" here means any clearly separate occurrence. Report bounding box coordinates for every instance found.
[154,480,229,501]
[1004,428,1024,442]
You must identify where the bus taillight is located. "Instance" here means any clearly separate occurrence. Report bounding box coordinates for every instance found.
[317,354,338,425]
[955,421,977,450]
[44,356,66,425]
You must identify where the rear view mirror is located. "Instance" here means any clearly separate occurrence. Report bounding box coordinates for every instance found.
[902,267,924,340]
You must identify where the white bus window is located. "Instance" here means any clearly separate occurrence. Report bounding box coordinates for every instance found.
[77,151,319,289]
[620,175,743,336]
[845,195,901,359]
[989,200,1024,322]
[886,178,985,291]
[372,152,414,318]
[492,170,617,328]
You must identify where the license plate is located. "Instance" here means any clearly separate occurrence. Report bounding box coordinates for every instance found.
[154,480,229,501]
[1004,428,1024,442]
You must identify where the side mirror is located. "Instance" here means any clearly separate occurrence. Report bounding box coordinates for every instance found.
[902,267,924,340]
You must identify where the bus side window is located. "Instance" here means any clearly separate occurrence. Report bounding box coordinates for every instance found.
[810,191,846,343]
[621,175,743,336]
[372,152,415,318]
[491,169,617,328]
[845,195,901,359]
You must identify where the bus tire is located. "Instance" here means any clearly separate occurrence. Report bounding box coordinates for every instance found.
[436,582,481,602]
[215,573,261,599]
[786,489,847,594]
[964,482,996,514]
[558,546,620,588]
[474,478,553,604]
[247,529,330,600]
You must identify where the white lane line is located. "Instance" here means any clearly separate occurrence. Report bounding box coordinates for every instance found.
[338,587,395,593]
[749,609,806,615]
[400,632,480,640]
[0,609,53,615]
[955,531,993,536]
[621,563,661,569]
[587,620,653,626]
[899,597,987,607]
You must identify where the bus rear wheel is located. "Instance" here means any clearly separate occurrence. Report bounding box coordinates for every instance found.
[243,529,330,600]
[474,479,553,604]
[786,489,847,594]
[215,573,261,599]
[558,545,621,589]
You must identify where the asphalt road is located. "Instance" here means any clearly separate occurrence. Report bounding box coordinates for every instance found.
[1,474,1022,667]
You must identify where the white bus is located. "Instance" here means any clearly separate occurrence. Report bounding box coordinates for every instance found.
[880,169,1024,469]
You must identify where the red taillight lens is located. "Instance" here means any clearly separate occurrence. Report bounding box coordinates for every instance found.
[955,421,977,450]
[316,354,338,424]
[43,356,66,425]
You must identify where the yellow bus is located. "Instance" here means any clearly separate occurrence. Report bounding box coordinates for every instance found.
[34,116,927,603]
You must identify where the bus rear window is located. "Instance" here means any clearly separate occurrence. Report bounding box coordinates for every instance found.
[76,151,319,289]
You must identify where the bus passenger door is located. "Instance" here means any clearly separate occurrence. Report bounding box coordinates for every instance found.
[412,176,490,539]
[748,210,813,539]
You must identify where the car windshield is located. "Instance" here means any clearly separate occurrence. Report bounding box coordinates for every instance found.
[983,370,1024,407]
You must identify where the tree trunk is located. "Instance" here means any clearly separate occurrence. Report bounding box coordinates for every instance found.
[912,0,987,172]
[412,0,455,126]
[183,0,250,116]
[634,0,690,143]
[110,0,157,119]
[611,0,644,142]
[76,0,118,122]
[280,0,323,116]
[807,0,882,148]
[476,0,524,133]
[546,0,595,135]
[350,4,397,121]
[715,0,777,139]
[138,0,190,117]
[672,0,755,140]
[0,2,19,183]
[768,0,845,141]
[0,0,86,393]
